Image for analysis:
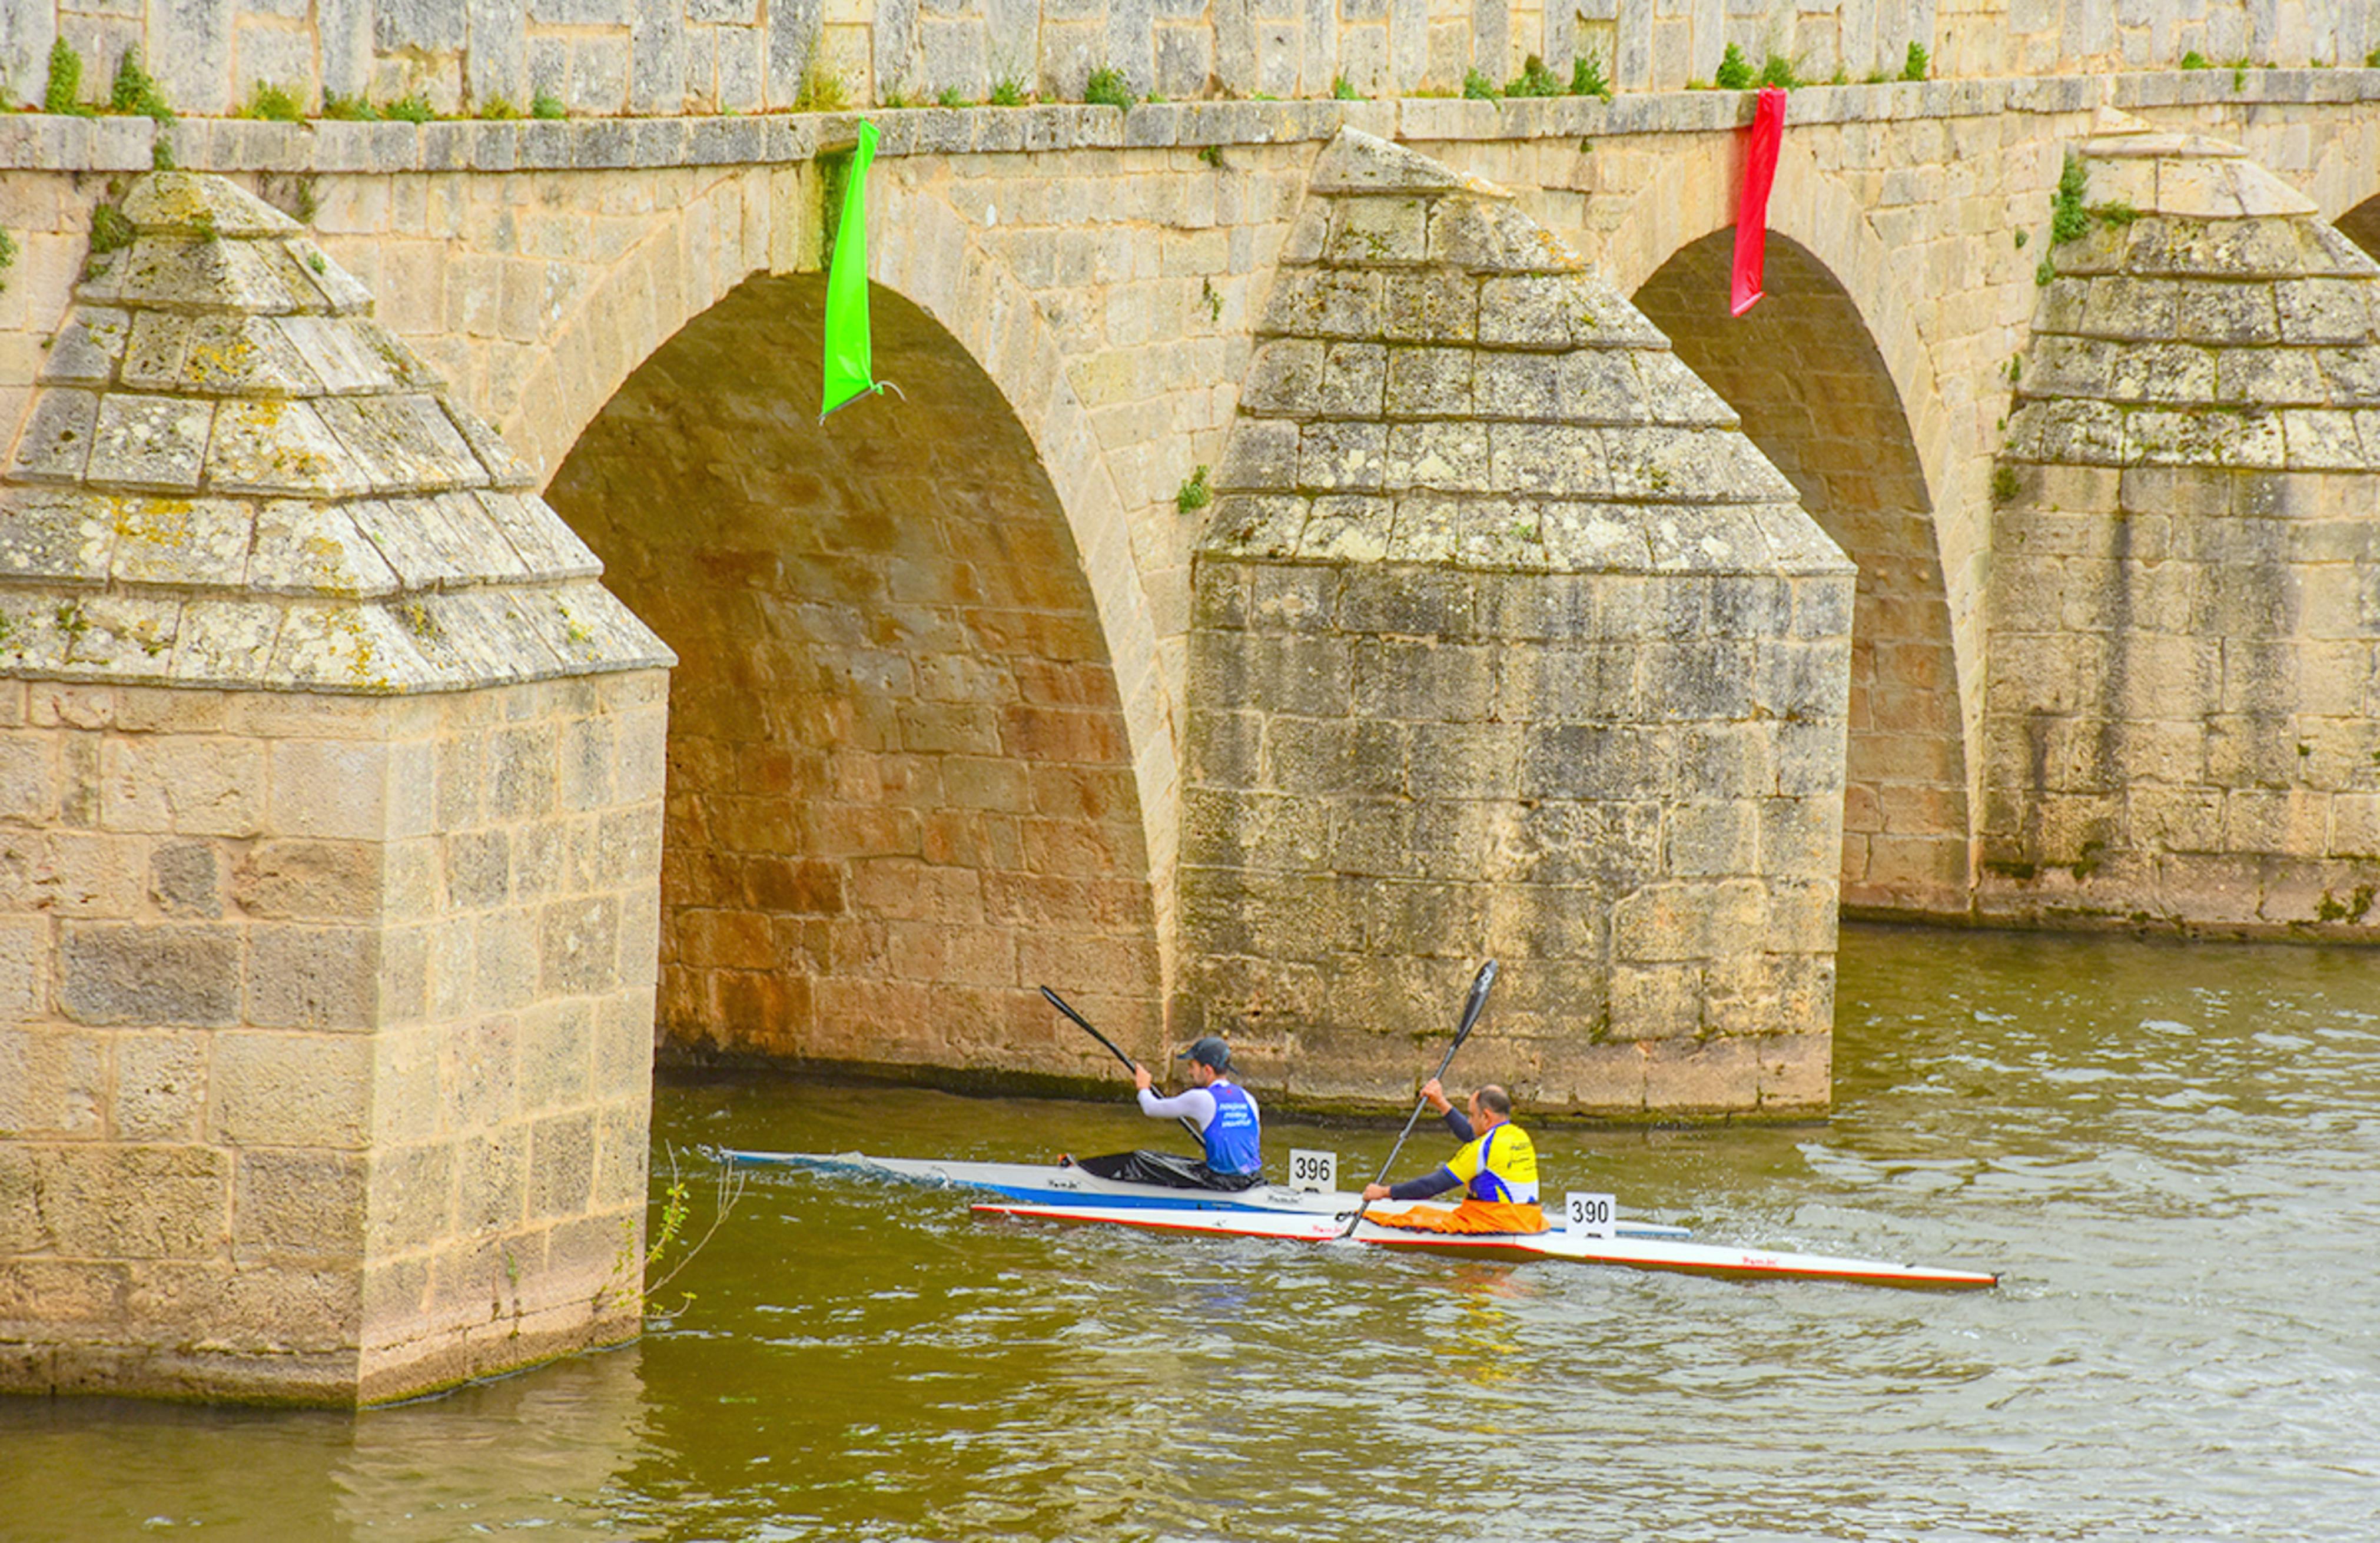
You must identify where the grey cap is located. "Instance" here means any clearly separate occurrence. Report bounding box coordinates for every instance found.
[1177,1036,1232,1070]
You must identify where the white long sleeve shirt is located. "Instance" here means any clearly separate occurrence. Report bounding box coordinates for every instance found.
[1138,1080,1259,1131]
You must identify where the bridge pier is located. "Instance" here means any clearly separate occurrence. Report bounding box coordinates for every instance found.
[0,174,672,1405]
[1176,131,1854,1115]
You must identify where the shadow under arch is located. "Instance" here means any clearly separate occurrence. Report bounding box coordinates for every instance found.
[1632,230,1973,914]
[545,272,1163,1075]
[2334,195,2380,261]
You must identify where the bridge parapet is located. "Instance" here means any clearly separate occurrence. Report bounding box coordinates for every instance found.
[5,1,2375,118]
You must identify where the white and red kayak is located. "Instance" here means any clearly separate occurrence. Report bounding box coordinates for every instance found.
[974,1197,2001,1292]
[716,1148,1692,1240]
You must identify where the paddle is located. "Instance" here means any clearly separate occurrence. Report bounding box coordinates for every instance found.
[1338,959,1499,1240]
[1038,985,1204,1144]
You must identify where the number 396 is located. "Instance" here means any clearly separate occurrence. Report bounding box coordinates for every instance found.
[1288,1149,1337,1192]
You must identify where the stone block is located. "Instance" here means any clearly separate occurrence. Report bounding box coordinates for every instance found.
[541,895,622,997]
[0,917,45,1027]
[38,1145,230,1260]
[211,1031,373,1150]
[529,1111,596,1220]
[0,1025,106,1137]
[235,1150,367,1260]
[145,839,222,920]
[246,924,383,1030]
[444,1017,520,1131]
[267,738,390,841]
[97,735,266,837]
[114,1030,210,1143]
[455,1133,527,1235]
[367,1143,455,1255]
[59,923,241,1027]
[233,840,384,921]
[1641,1036,1762,1113]
[517,1001,595,1113]
[474,910,540,1011]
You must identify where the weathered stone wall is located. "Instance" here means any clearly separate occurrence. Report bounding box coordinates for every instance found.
[8,1,2378,117]
[545,276,1166,1076]
[0,672,665,1402]
[1986,121,2380,937]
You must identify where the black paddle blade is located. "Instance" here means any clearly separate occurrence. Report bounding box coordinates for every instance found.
[1453,959,1498,1047]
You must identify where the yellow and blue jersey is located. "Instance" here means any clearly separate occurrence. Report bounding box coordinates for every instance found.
[1442,1122,1538,1204]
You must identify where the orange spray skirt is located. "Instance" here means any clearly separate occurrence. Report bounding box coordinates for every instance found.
[1366,1200,1547,1235]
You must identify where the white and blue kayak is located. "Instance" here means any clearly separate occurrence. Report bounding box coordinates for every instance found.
[716,1148,1695,1241]
[726,1149,1996,1291]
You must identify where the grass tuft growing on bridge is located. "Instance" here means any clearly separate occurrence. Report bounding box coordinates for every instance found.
[109,50,174,122]
[2049,152,2090,244]
[1084,66,1134,110]
[45,38,91,116]
[243,81,305,122]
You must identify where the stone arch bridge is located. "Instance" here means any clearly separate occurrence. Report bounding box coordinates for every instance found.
[9,4,2380,1404]
[8,69,2380,1110]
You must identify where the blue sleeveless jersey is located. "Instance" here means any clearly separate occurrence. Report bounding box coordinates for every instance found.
[1202,1081,1262,1174]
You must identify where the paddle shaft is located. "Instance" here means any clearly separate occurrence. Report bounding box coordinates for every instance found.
[1340,961,1498,1239]
[1039,985,1205,1146]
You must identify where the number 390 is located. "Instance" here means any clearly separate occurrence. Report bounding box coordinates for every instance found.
[1565,1192,1615,1237]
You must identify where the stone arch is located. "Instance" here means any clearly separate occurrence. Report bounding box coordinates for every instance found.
[1631,227,1973,915]
[542,270,1166,1076]
[504,167,1183,953]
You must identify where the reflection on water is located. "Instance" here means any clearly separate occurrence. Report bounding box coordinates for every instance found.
[3,924,2378,1540]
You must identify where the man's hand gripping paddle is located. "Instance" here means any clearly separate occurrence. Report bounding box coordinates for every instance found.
[1338,960,1499,1240]
[1039,985,1204,1145]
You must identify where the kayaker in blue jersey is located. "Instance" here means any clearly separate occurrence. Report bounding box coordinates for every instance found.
[1360,1080,1546,1233]
[1074,1036,1264,1191]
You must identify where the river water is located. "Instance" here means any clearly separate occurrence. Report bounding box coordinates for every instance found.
[4,924,2376,1541]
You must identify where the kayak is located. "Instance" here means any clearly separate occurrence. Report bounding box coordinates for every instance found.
[724,1148,1997,1290]
[975,1199,2002,1292]
[714,1148,1697,1240]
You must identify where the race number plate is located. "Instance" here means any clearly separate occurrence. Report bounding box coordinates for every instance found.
[1288,1149,1337,1194]
[1565,1192,1616,1239]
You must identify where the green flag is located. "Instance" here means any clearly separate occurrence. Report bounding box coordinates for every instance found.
[821,120,888,422]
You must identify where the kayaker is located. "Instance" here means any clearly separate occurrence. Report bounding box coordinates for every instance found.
[1073,1036,1264,1191]
[1359,1080,1546,1233]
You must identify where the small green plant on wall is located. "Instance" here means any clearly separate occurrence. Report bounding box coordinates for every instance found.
[1084,65,1133,109]
[45,37,91,115]
[0,227,18,294]
[109,49,173,121]
[243,81,304,121]
[1177,465,1213,515]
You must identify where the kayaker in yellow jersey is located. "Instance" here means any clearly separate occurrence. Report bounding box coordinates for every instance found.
[1360,1080,1546,1234]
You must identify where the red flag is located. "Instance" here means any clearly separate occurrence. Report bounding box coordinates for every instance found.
[1731,87,1787,317]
